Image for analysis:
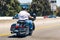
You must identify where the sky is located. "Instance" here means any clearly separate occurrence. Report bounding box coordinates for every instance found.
[18,0,60,6]
[57,0,60,6]
[18,0,32,3]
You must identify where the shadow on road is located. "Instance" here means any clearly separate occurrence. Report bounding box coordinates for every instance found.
[8,35,27,38]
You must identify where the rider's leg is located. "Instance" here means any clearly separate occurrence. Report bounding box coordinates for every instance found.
[25,20,33,30]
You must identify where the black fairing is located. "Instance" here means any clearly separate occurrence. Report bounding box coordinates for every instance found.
[29,12,36,21]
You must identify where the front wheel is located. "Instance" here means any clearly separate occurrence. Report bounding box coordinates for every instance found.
[32,23,35,30]
[29,30,33,36]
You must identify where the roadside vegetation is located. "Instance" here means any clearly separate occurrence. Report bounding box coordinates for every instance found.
[0,0,21,16]
[0,0,59,16]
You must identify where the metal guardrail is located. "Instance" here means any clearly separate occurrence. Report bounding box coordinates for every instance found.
[0,17,44,20]
[0,17,60,20]
[0,17,13,20]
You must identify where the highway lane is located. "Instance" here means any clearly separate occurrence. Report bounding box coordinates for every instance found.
[0,26,60,40]
[0,18,60,40]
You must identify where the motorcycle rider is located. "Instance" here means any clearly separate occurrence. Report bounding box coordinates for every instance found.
[17,7,34,31]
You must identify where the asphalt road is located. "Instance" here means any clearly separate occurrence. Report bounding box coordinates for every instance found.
[0,18,60,40]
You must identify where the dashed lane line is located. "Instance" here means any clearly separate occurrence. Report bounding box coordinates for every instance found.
[0,33,11,36]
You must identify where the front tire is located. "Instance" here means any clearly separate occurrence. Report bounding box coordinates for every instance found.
[29,30,33,36]
[32,23,35,30]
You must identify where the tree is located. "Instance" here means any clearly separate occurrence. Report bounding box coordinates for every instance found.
[30,0,51,16]
[0,0,21,16]
[56,7,60,16]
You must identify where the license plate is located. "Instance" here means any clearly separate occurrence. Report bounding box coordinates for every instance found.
[14,30,18,32]
[20,28,26,31]
[20,28,24,30]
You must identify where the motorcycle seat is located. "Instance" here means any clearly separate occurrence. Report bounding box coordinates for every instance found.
[17,20,26,24]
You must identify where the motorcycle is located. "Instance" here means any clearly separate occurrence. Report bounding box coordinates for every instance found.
[10,13,36,36]
[11,20,31,36]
